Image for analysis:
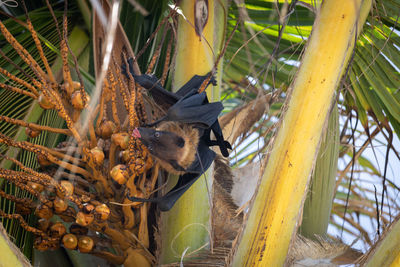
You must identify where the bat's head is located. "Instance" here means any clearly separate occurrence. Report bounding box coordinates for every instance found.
[133,124,199,174]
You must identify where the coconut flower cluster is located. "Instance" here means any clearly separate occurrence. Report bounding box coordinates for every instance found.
[0,2,177,266]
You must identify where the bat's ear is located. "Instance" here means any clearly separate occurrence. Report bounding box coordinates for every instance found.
[169,160,186,172]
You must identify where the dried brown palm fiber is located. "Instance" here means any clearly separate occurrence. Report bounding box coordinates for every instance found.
[212,181,243,247]
[287,235,362,266]
[213,154,233,193]
[219,93,273,145]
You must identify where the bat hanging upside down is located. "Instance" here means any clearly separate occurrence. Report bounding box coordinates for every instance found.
[123,58,231,211]
[132,122,199,175]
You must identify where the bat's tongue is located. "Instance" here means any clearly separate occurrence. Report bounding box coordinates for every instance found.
[132,128,141,138]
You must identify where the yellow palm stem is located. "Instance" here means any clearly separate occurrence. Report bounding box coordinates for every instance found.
[159,0,228,264]
[232,0,372,266]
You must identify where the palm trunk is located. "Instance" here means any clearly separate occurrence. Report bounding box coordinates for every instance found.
[158,0,228,264]
[231,0,372,266]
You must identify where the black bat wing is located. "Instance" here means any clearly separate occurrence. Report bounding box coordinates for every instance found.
[124,58,179,109]
[133,74,179,109]
[163,91,223,128]
[175,73,217,97]
[125,58,216,108]
[125,58,224,128]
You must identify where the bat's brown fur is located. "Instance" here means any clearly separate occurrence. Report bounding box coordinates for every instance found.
[155,121,199,174]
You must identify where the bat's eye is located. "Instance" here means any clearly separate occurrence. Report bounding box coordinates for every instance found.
[154,132,160,138]
[176,137,185,148]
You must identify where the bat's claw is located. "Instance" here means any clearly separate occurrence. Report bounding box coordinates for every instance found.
[205,139,231,157]
[207,71,217,86]
[121,58,136,78]
[121,63,127,76]
[143,117,164,128]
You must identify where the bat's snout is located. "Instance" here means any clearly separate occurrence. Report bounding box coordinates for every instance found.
[134,127,156,140]
[134,128,157,149]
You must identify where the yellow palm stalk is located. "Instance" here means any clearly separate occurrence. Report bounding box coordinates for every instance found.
[0,220,31,266]
[232,0,372,266]
[159,0,228,264]
[362,216,400,266]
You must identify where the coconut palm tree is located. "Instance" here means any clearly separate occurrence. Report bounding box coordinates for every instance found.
[0,0,400,266]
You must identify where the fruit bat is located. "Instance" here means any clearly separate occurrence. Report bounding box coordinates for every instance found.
[123,58,231,211]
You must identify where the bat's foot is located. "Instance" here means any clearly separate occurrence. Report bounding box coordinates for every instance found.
[121,57,134,77]
[143,117,165,128]
[207,71,217,86]
[207,139,231,157]
[122,58,142,80]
